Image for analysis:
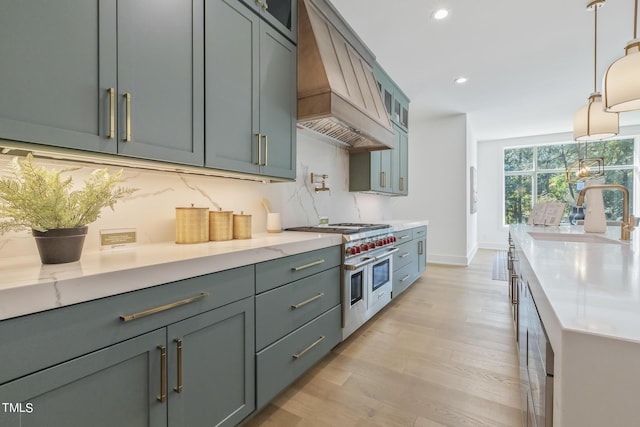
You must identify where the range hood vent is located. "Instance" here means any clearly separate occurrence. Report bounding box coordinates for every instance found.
[297,0,394,152]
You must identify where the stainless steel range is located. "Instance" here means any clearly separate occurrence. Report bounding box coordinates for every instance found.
[287,223,398,340]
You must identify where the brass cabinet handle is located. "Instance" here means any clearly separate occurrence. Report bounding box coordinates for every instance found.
[291,293,324,309]
[174,339,183,393]
[262,0,268,9]
[108,88,115,139]
[399,252,410,258]
[124,92,132,142]
[399,234,411,240]
[263,134,268,166]
[292,336,325,359]
[157,345,167,402]
[291,259,325,271]
[399,177,405,192]
[511,275,518,305]
[418,240,424,255]
[256,133,262,165]
[400,274,411,282]
[119,292,208,322]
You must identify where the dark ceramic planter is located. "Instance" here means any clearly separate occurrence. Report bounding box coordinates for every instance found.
[32,226,88,264]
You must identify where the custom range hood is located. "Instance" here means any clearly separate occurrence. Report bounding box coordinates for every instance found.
[297,0,394,152]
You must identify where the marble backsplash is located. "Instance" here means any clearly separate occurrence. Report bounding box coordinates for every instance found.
[0,131,392,258]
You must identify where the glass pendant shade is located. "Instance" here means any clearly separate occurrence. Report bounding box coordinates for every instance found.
[603,41,640,112]
[573,93,619,141]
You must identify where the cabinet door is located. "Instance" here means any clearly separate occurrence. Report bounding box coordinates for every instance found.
[117,0,204,165]
[417,237,427,274]
[258,23,297,179]
[0,330,166,427]
[205,0,261,175]
[398,128,409,195]
[167,297,255,427]
[0,0,117,154]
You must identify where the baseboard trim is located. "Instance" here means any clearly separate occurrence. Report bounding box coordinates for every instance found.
[479,242,509,251]
[427,253,469,266]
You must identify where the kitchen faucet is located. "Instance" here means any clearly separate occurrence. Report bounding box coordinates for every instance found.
[576,184,635,240]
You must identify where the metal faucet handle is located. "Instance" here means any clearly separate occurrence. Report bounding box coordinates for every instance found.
[626,215,636,232]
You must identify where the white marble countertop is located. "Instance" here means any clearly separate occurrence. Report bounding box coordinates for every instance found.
[510,224,640,345]
[384,220,429,232]
[0,231,343,321]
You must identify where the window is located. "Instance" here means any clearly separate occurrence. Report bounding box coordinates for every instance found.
[504,138,635,225]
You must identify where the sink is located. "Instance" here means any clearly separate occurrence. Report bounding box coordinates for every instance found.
[527,231,623,244]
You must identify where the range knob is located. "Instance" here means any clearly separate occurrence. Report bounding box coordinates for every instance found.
[360,243,369,252]
[368,242,376,250]
[349,247,358,256]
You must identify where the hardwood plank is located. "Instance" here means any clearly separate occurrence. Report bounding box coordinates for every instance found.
[243,250,522,427]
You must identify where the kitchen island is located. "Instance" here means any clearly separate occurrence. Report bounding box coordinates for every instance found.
[509,224,640,427]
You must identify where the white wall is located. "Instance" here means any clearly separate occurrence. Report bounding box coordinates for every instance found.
[0,131,393,258]
[392,113,470,265]
[477,125,640,250]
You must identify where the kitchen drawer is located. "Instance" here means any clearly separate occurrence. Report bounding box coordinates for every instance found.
[256,305,341,408]
[393,240,416,271]
[394,229,413,244]
[0,265,254,385]
[413,226,427,240]
[256,246,341,293]
[393,260,417,298]
[256,266,340,350]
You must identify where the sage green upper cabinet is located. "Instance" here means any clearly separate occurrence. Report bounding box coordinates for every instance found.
[0,0,116,154]
[116,0,204,166]
[0,0,204,166]
[205,0,296,180]
[241,0,297,42]
[391,124,408,196]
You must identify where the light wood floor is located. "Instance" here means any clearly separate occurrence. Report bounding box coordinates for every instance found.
[245,250,522,427]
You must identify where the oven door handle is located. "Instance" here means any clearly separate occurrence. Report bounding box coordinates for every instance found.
[344,257,376,270]
[374,247,399,260]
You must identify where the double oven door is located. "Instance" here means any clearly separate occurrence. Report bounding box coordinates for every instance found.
[342,248,396,340]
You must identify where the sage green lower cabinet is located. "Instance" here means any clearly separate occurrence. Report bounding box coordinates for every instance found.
[392,226,427,298]
[168,297,255,427]
[0,329,167,427]
[254,245,342,410]
[0,266,255,427]
[256,305,341,408]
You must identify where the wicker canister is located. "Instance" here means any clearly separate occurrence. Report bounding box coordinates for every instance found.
[209,209,233,241]
[232,211,252,239]
[175,205,209,244]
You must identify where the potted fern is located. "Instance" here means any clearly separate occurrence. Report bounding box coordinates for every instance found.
[0,154,137,264]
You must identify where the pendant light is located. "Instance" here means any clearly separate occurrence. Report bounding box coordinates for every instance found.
[573,0,619,141]
[603,0,640,112]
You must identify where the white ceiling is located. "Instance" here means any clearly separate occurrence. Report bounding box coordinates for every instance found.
[329,0,640,141]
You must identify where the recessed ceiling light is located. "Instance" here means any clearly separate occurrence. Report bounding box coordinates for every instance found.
[454,77,468,84]
[433,9,449,20]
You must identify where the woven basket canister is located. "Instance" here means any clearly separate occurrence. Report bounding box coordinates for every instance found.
[232,212,252,239]
[175,205,209,244]
[209,209,233,241]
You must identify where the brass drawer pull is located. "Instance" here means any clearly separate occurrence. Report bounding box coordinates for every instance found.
[292,336,325,359]
[400,274,411,282]
[418,240,424,255]
[399,253,410,258]
[399,234,410,240]
[120,293,208,322]
[291,259,325,271]
[157,345,167,402]
[263,134,268,166]
[256,133,262,165]
[108,88,115,139]
[123,92,132,142]
[291,293,324,309]
[174,339,183,393]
